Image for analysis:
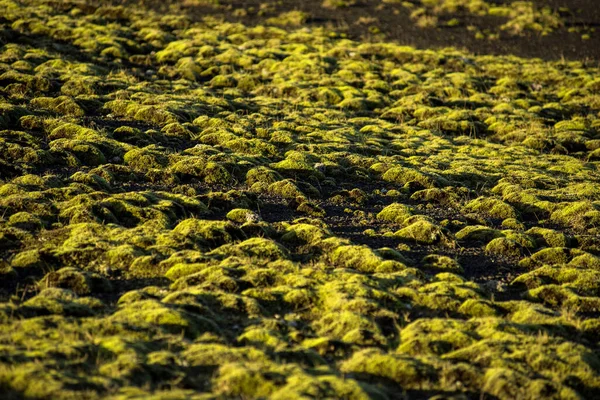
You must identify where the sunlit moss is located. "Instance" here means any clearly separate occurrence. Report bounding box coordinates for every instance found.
[0,2,599,398]
[396,219,452,245]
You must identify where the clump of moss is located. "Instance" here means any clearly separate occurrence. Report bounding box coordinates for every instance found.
[501,218,525,230]
[398,318,478,356]
[459,299,502,317]
[111,299,221,337]
[21,287,105,317]
[280,223,331,247]
[410,187,462,206]
[328,244,405,273]
[313,311,386,345]
[50,139,107,166]
[40,267,112,295]
[455,225,503,243]
[518,247,574,269]
[123,147,169,172]
[341,348,436,388]
[162,122,193,140]
[267,179,308,200]
[8,211,43,231]
[103,244,145,272]
[246,166,283,186]
[322,0,357,9]
[381,166,437,189]
[376,203,413,224]
[395,219,452,246]
[421,254,463,273]
[171,158,232,184]
[527,284,600,313]
[104,100,178,126]
[172,219,244,248]
[215,237,290,261]
[464,196,519,220]
[70,171,111,191]
[485,237,523,258]
[525,226,573,247]
[266,11,309,27]
[226,208,260,223]
[296,201,326,217]
[30,96,84,117]
[550,201,600,231]
[11,249,47,272]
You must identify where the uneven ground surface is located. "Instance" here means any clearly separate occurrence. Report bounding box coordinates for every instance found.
[1,0,600,399]
[136,0,600,62]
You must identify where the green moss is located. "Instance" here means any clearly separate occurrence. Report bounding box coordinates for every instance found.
[550,201,600,231]
[123,147,169,172]
[421,254,463,273]
[313,311,385,345]
[226,208,259,223]
[8,211,43,231]
[112,299,221,337]
[164,262,210,281]
[395,219,451,245]
[455,225,503,243]
[70,171,111,191]
[459,299,502,317]
[518,247,574,269]
[21,288,104,317]
[266,11,309,27]
[1,4,600,398]
[40,267,112,295]
[267,179,307,200]
[399,318,478,356]
[528,285,600,313]
[485,237,522,257]
[237,326,288,350]
[328,244,405,273]
[341,348,437,388]
[569,252,600,270]
[525,227,573,248]
[376,203,413,224]
[162,122,193,140]
[296,201,326,217]
[465,196,518,220]
[104,100,178,126]
[11,249,46,270]
[30,96,84,117]
[172,219,243,248]
[170,157,232,184]
[410,187,461,206]
[175,57,202,81]
[280,223,331,247]
[212,362,278,398]
[215,238,290,261]
[103,244,145,271]
[50,139,107,166]
[381,166,437,189]
[501,218,525,230]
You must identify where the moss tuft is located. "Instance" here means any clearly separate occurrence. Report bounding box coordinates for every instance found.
[376,203,413,224]
[464,196,519,220]
[455,225,503,243]
[40,267,112,295]
[382,166,437,189]
[395,219,451,245]
[421,254,463,273]
[485,237,523,257]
